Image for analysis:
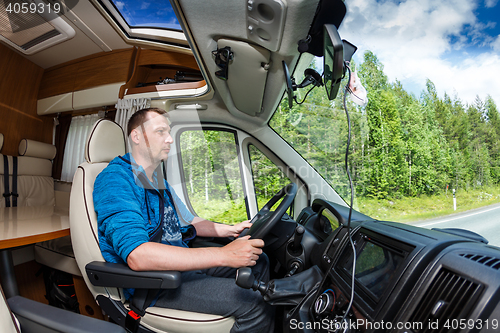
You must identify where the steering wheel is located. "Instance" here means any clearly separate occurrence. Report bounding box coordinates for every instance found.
[241,183,297,239]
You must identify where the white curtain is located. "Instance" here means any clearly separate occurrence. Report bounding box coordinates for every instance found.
[60,114,100,182]
[114,98,151,134]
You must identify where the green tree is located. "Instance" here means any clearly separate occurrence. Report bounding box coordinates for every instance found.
[270,49,500,208]
[485,96,500,183]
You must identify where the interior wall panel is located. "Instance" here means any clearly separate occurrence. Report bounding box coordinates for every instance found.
[38,48,133,100]
[0,43,52,156]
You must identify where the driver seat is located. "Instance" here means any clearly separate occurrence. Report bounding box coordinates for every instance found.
[69,118,234,333]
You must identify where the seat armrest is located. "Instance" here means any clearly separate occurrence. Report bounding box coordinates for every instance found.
[8,296,126,333]
[85,261,181,289]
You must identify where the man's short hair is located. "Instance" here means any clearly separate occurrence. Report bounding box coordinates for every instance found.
[127,107,168,137]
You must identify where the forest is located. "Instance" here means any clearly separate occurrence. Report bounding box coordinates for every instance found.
[180,50,500,222]
[270,51,500,205]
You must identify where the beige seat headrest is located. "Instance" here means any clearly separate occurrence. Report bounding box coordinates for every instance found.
[19,139,56,160]
[85,119,126,163]
[0,133,4,152]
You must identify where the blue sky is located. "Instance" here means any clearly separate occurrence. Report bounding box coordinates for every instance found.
[112,0,181,30]
[339,0,500,106]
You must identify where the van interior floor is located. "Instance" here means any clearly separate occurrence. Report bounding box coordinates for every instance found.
[14,260,105,320]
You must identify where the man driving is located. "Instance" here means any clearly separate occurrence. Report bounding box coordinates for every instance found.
[93,107,273,332]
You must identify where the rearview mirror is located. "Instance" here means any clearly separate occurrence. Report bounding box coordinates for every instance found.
[323,24,344,100]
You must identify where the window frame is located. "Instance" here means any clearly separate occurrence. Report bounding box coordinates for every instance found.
[97,0,189,48]
[175,126,251,220]
[247,143,294,211]
[169,122,311,222]
[241,135,310,220]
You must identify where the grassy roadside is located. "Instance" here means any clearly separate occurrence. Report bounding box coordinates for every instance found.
[189,187,500,225]
[190,197,286,224]
[356,186,500,223]
[190,196,248,224]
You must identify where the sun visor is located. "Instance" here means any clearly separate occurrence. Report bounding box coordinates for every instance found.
[216,39,270,116]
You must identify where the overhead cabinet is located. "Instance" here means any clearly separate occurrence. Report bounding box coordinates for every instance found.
[36,48,203,115]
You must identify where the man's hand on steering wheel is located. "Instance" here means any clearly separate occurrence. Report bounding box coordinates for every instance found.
[226,221,252,238]
[220,235,264,267]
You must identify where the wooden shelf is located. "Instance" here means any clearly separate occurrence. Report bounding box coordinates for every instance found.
[119,48,202,98]
[37,46,202,105]
[38,48,134,100]
[125,80,206,96]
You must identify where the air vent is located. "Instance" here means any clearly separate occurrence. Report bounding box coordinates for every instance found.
[460,253,500,270]
[410,268,483,333]
[296,206,315,225]
[0,0,75,55]
[20,29,60,50]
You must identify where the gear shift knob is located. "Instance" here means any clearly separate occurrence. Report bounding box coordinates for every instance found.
[292,225,305,251]
[235,267,255,289]
[235,267,269,295]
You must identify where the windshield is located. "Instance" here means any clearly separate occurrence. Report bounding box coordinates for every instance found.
[270,52,500,245]
[271,55,358,206]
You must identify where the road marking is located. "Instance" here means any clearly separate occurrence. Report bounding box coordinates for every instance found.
[417,205,500,227]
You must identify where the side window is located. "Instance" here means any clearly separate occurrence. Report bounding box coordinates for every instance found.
[248,144,291,210]
[179,129,246,224]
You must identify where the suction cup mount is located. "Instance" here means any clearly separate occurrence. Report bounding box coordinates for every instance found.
[282,61,323,109]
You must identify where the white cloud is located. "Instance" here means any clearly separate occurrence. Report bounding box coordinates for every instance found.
[339,0,500,106]
[115,1,125,11]
[493,35,500,51]
[485,0,498,8]
[140,2,150,10]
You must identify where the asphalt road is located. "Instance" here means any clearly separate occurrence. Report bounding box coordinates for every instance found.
[411,202,500,247]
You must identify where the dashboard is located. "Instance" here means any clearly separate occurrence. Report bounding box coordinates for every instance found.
[285,199,500,333]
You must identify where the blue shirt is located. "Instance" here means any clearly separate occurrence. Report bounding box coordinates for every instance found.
[93,153,195,299]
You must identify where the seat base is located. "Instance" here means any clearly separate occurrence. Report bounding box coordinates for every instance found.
[141,305,235,333]
[97,295,235,333]
[35,236,81,276]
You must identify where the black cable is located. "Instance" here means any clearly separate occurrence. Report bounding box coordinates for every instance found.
[340,62,357,327]
[307,63,356,333]
[294,84,317,105]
